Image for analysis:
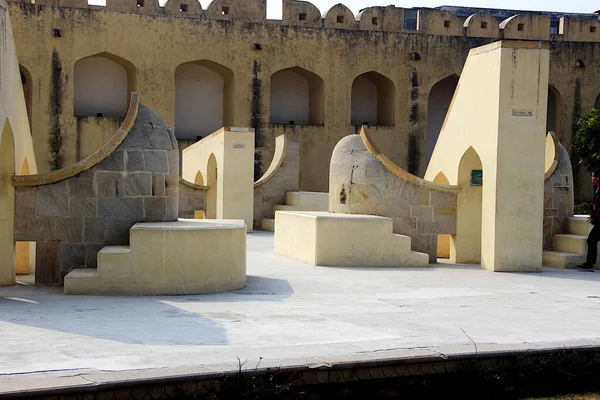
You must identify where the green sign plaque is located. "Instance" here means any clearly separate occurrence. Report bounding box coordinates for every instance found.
[471,170,483,186]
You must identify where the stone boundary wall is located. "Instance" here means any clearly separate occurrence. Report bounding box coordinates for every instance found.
[253,134,299,228]
[329,129,459,262]
[13,104,179,285]
[178,178,207,219]
[5,0,599,43]
[4,345,600,399]
[543,132,575,249]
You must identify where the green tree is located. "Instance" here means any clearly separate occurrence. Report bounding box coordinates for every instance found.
[571,108,600,173]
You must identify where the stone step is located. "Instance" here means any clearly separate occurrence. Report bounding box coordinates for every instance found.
[285,191,328,211]
[273,204,299,212]
[97,246,132,279]
[552,234,586,255]
[566,216,592,236]
[63,268,101,295]
[260,218,275,232]
[542,250,585,269]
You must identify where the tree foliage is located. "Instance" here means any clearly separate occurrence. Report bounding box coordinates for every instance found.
[571,108,600,173]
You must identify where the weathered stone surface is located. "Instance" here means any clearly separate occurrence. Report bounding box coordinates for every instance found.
[54,217,84,242]
[153,174,166,196]
[14,187,36,219]
[167,197,178,221]
[124,172,152,197]
[35,242,60,285]
[431,190,457,207]
[85,243,104,267]
[68,171,95,198]
[165,177,179,197]
[84,218,106,243]
[105,218,135,245]
[97,172,124,197]
[98,198,144,218]
[15,216,53,242]
[97,151,125,172]
[37,182,68,217]
[125,151,145,172]
[411,206,433,222]
[144,197,167,220]
[69,197,97,217]
[143,150,169,173]
[167,150,179,175]
[58,243,86,272]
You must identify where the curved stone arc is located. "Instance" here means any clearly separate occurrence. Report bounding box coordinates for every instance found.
[359,126,460,193]
[282,0,322,27]
[12,92,140,187]
[544,131,560,181]
[180,177,209,190]
[254,134,287,188]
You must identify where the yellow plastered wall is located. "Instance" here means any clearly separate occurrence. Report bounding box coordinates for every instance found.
[425,41,548,272]
[182,127,254,231]
[0,0,38,285]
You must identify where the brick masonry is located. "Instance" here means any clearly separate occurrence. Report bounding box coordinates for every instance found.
[14,105,179,285]
[329,134,457,263]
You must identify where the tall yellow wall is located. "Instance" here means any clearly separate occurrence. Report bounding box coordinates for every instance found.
[6,1,600,197]
[0,0,38,285]
[425,41,548,272]
[182,128,254,230]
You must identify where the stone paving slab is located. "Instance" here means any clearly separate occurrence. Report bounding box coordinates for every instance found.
[1,232,600,393]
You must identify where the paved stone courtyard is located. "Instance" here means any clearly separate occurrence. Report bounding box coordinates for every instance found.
[2,231,600,390]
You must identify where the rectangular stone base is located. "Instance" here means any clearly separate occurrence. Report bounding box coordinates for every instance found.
[274,211,428,267]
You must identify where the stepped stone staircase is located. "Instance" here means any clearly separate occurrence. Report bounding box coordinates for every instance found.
[542,216,592,268]
[64,220,246,295]
[260,191,328,231]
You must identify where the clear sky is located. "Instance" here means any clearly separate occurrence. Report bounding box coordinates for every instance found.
[209,0,596,18]
[88,0,596,16]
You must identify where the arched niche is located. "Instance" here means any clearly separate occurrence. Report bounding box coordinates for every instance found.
[206,154,218,219]
[547,85,562,136]
[433,171,451,259]
[175,60,235,140]
[74,52,137,117]
[426,75,459,163]
[0,120,15,285]
[595,93,600,110]
[19,65,33,130]
[270,66,324,125]
[452,146,483,264]
[351,71,395,126]
[194,170,205,186]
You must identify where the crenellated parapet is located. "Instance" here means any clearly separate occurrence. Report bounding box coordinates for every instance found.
[5,0,600,42]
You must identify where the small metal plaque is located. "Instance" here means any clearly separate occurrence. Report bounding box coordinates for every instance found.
[233,143,245,149]
[512,109,533,117]
[471,170,483,186]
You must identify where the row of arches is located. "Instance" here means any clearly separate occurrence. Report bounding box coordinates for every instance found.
[20,53,596,147]
[21,54,397,141]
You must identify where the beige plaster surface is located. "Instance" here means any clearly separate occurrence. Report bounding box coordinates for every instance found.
[425,41,548,272]
[274,211,428,267]
[64,219,247,295]
[182,127,254,231]
[0,0,38,286]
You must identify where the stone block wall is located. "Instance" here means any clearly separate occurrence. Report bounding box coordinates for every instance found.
[179,178,207,219]
[543,140,574,249]
[253,136,300,228]
[329,133,459,263]
[14,105,179,284]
